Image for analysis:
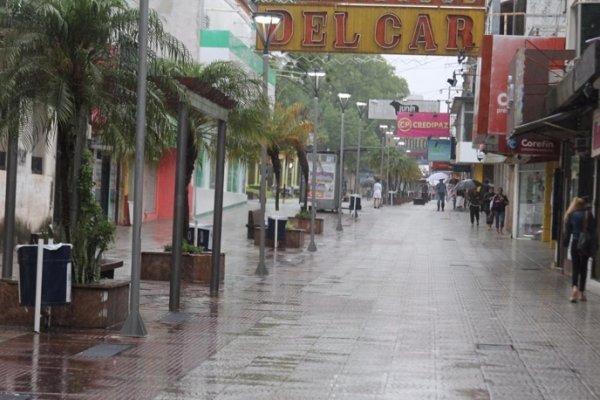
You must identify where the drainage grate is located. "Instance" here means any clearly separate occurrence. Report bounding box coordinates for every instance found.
[158,312,193,323]
[449,263,469,267]
[75,344,133,358]
[443,238,456,241]
[520,267,541,271]
[0,394,32,400]
[476,343,514,351]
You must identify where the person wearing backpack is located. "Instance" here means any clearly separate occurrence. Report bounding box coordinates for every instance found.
[490,187,509,234]
[563,197,597,302]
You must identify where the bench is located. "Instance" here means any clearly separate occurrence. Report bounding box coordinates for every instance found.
[100,259,124,279]
[246,209,264,239]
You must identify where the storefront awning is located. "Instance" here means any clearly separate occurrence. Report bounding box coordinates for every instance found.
[509,110,581,141]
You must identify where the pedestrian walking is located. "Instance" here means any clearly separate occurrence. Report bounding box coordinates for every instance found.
[483,186,495,229]
[563,197,597,303]
[435,179,447,211]
[373,178,382,209]
[467,188,482,226]
[490,188,509,234]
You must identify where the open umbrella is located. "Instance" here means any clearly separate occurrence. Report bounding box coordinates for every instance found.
[427,172,449,185]
[455,179,482,191]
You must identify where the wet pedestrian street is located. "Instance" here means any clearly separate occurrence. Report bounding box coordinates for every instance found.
[2,199,600,399]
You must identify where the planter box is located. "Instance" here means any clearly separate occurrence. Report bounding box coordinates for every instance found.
[288,217,324,234]
[0,278,129,330]
[141,251,225,283]
[284,228,305,248]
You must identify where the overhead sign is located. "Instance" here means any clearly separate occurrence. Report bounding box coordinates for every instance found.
[368,99,440,120]
[396,112,450,137]
[256,4,485,56]
[428,139,452,161]
[506,137,560,158]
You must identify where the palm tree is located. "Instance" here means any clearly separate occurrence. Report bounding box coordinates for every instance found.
[263,102,312,211]
[1,0,188,230]
[172,61,268,238]
[0,0,189,282]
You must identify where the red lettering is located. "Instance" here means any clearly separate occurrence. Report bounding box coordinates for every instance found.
[375,14,402,49]
[334,12,360,48]
[408,14,437,51]
[302,11,327,47]
[270,10,293,46]
[446,15,475,50]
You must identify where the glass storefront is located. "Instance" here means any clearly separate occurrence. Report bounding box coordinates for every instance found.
[517,163,545,239]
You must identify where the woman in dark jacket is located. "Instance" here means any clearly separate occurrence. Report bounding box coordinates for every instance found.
[564,197,597,302]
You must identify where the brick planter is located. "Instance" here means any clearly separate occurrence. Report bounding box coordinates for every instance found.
[0,278,129,329]
[288,217,324,234]
[141,251,225,283]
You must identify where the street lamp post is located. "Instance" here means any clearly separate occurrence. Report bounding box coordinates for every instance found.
[253,12,282,275]
[386,130,393,204]
[355,102,367,194]
[307,71,325,252]
[336,93,351,232]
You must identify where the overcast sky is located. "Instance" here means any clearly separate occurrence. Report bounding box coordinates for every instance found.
[383,55,464,111]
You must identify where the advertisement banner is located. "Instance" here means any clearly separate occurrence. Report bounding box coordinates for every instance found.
[396,112,450,137]
[506,137,560,158]
[307,153,337,200]
[428,139,452,161]
[256,4,484,56]
[314,0,485,6]
[473,35,566,152]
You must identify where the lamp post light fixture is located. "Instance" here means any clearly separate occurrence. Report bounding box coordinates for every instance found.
[253,11,282,275]
[386,130,393,204]
[336,92,351,232]
[307,70,326,252]
[355,101,367,194]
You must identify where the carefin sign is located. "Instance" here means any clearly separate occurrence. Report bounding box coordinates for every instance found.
[256,3,484,56]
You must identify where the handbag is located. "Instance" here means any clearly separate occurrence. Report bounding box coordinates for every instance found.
[577,211,597,257]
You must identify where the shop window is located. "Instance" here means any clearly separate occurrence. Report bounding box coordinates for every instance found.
[31,156,43,174]
[0,152,5,170]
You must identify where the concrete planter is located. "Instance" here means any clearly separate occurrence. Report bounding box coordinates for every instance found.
[141,251,225,284]
[0,278,129,329]
[288,217,324,234]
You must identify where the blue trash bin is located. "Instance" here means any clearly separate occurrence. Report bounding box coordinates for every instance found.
[17,244,72,306]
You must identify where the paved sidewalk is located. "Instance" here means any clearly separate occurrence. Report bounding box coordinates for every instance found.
[2,199,600,399]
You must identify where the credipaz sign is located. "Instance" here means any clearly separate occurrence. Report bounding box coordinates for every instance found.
[256,2,485,56]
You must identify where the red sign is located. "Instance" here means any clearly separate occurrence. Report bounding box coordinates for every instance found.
[395,112,450,137]
[431,162,451,170]
[506,137,559,158]
[473,35,565,153]
[310,0,485,6]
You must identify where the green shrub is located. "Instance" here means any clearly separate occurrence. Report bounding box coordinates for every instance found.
[164,240,204,254]
[294,209,311,219]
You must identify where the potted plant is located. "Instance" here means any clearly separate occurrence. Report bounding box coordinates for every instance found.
[141,241,225,284]
[288,209,324,234]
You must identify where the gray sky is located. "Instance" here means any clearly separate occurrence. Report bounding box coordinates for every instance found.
[383,55,464,111]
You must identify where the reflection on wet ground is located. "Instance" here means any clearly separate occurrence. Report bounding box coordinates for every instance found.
[2,199,600,399]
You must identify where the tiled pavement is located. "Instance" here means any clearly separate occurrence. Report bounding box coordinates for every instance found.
[2,199,600,399]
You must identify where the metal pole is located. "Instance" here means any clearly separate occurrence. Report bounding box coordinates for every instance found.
[121,0,149,337]
[386,145,390,205]
[307,92,319,252]
[336,110,345,232]
[2,129,18,278]
[256,50,269,275]
[169,102,188,312]
[211,120,226,293]
[355,115,362,195]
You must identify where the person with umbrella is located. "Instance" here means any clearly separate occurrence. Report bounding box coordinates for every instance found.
[467,187,482,226]
[435,179,447,211]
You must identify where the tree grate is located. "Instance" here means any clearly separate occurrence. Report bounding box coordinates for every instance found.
[0,394,32,400]
[476,343,514,351]
[158,312,193,323]
[75,343,133,358]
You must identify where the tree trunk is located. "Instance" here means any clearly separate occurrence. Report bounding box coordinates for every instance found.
[68,108,89,236]
[296,148,309,211]
[183,127,198,242]
[268,146,281,211]
[54,124,75,239]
